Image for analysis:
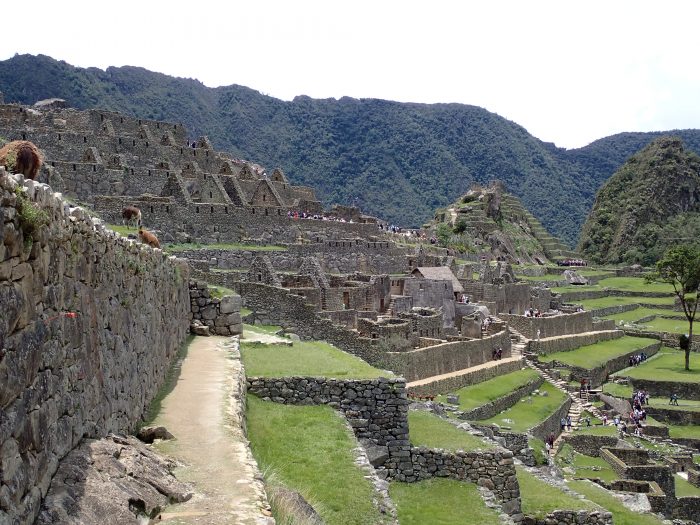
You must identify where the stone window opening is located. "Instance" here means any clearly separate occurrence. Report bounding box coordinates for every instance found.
[148,169,151,176]
[257,273,262,282]
[131,168,134,175]
[224,207,228,214]
[58,134,61,141]
[211,206,214,213]
[72,164,76,171]
[145,142,149,147]
[180,148,183,154]
[132,140,136,146]
[150,206,154,213]
[196,206,199,213]
[118,138,122,144]
[51,161,55,167]
[252,209,255,214]
[22,133,26,140]
[277,209,281,215]
[156,122,160,129]
[265,209,268,216]
[100,114,104,121]
[263,194,266,202]
[92,165,96,172]
[138,119,142,125]
[83,136,87,143]
[166,206,170,213]
[210,192,213,199]
[120,117,123,123]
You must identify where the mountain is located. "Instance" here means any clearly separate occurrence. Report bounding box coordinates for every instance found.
[2,54,700,247]
[578,136,700,265]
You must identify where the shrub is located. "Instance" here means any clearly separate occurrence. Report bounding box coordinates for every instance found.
[14,187,49,246]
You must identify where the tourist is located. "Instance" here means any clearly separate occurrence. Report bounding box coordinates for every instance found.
[670,393,679,406]
[560,417,566,432]
[566,415,572,431]
[545,441,551,455]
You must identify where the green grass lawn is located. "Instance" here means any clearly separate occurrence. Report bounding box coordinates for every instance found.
[620,350,700,383]
[639,317,690,334]
[479,383,568,432]
[390,478,501,525]
[435,369,541,413]
[241,338,391,379]
[246,396,389,525]
[675,474,700,497]
[601,307,678,323]
[517,467,598,518]
[556,444,618,482]
[567,480,665,525]
[539,336,654,369]
[408,410,495,451]
[668,424,700,440]
[579,296,676,310]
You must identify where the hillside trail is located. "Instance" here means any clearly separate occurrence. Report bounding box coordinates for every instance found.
[150,336,273,525]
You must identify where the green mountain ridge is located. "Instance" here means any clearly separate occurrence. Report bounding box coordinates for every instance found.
[578,136,700,265]
[2,53,700,247]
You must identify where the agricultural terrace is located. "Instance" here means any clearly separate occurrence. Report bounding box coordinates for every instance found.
[408,411,496,451]
[435,368,540,413]
[615,349,700,383]
[478,382,568,432]
[538,336,654,369]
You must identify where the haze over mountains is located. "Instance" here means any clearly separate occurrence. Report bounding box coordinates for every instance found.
[2,53,700,246]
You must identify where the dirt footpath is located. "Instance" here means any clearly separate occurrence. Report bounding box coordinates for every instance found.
[152,336,273,524]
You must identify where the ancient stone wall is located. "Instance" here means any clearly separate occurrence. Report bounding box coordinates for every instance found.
[530,330,623,355]
[188,281,242,335]
[384,330,512,382]
[527,510,612,525]
[0,171,190,525]
[673,497,700,521]
[561,435,620,457]
[500,312,593,339]
[645,406,700,425]
[530,397,573,442]
[246,376,521,516]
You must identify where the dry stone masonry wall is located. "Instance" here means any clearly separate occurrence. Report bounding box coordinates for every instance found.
[188,280,242,335]
[0,170,190,525]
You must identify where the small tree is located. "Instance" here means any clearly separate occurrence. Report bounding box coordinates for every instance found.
[646,245,700,370]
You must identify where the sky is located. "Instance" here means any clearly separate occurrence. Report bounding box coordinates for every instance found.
[3,0,700,149]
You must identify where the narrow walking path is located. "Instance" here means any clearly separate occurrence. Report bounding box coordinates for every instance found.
[151,336,273,524]
[406,355,522,388]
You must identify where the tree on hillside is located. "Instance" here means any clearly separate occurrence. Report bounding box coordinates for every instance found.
[646,245,700,370]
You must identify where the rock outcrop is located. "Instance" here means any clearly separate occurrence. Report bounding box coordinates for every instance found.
[36,435,192,524]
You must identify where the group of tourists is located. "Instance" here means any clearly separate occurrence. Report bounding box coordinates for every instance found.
[557,259,588,267]
[287,210,355,223]
[491,346,503,360]
[524,308,542,318]
[628,352,648,367]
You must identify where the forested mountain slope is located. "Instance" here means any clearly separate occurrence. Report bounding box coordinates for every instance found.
[2,54,699,246]
[578,136,700,265]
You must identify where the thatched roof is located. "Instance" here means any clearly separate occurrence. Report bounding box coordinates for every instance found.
[411,267,463,293]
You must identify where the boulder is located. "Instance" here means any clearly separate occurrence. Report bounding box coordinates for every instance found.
[136,426,174,444]
[269,488,325,524]
[563,269,588,285]
[36,435,192,524]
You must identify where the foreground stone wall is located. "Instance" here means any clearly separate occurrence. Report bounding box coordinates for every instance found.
[0,171,190,524]
[530,397,572,442]
[246,376,522,517]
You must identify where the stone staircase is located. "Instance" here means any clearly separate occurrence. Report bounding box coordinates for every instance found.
[508,327,606,455]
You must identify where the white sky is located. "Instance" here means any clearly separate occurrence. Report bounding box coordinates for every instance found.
[3,0,699,149]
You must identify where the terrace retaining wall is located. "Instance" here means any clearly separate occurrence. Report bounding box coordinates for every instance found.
[406,359,523,396]
[628,377,700,401]
[531,330,623,355]
[530,397,573,442]
[561,435,621,457]
[525,510,612,525]
[500,312,593,339]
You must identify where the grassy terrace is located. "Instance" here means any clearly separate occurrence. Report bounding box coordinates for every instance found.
[603,383,700,411]
[567,480,665,525]
[435,368,540,413]
[247,397,388,525]
[241,331,391,379]
[638,316,689,334]
[616,350,700,383]
[601,307,678,323]
[408,410,495,451]
[390,479,501,525]
[538,336,654,369]
[556,444,618,482]
[579,296,676,309]
[676,474,700,497]
[517,467,598,518]
[479,382,568,432]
